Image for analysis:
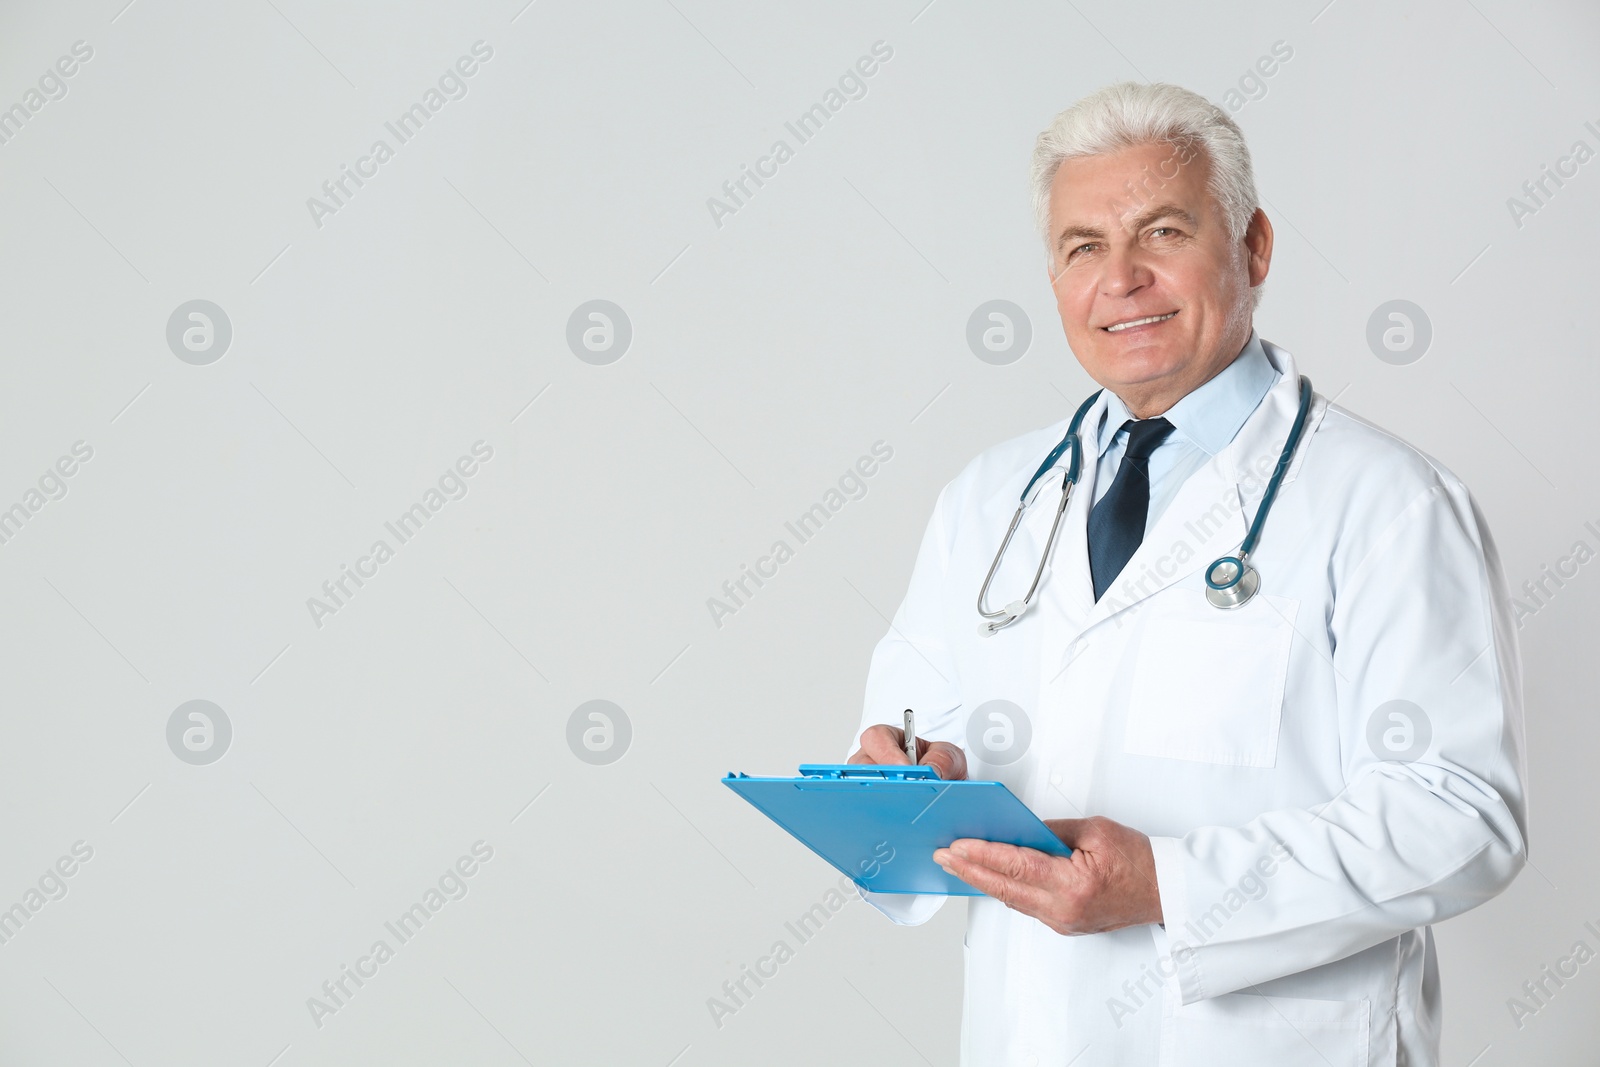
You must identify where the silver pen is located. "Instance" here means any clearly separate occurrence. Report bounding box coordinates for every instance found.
[903,708,917,763]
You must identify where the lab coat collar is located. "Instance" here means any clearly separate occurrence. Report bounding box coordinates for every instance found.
[1029,338,1328,641]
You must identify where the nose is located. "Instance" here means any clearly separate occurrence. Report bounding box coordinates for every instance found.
[1097,241,1151,300]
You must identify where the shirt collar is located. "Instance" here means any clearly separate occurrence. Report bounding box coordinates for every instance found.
[1092,329,1278,459]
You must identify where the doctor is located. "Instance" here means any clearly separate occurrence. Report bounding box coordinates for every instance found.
[846,81,1527,1066]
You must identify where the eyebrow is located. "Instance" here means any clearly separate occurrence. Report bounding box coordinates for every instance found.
[1054,203,1200,253]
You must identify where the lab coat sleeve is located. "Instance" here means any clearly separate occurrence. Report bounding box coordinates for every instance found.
[846,481,966,927]
[1148,479,1529,1003]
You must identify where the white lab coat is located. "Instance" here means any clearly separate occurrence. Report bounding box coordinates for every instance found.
[847,340,1527,1066]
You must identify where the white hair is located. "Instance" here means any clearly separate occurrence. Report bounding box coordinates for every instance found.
[1029,82,1263,306]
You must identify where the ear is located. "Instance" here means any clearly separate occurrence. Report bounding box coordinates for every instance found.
[1243,207,1273,287]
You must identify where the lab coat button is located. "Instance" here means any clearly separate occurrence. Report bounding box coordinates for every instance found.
[1024,1055,1039,1067]
[1049,772,1062,785]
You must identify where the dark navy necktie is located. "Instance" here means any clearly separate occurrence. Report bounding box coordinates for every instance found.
[1087,417,1175,601]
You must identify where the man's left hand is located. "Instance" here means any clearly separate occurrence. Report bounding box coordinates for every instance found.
[933,816,1163,935]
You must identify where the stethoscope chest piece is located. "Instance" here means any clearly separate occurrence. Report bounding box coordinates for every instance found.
[1204,555,1260,610]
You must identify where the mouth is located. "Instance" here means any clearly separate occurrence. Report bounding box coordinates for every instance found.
[1101,310,1178,333]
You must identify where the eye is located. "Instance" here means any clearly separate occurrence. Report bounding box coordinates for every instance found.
[1069,242,1098,258]
[1149,226,1179,239]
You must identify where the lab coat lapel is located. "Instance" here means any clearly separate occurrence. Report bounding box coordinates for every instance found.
[1074,342,1319,630]
[1039,391,1112,630]
[1081,443,1247,627]
[1047,454,1100,626]
[983,389,1113,636]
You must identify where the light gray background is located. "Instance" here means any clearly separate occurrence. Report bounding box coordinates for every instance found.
[0,0,1595,1063]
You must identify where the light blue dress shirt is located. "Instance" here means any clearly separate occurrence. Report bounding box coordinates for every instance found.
[1088,330,1279,535]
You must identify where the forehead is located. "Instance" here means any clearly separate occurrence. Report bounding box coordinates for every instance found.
[1048,141,1213,227]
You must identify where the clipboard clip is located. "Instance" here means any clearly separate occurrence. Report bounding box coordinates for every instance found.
[794,763,942,781]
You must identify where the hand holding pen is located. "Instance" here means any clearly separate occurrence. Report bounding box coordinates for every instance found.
[845,707,969,782]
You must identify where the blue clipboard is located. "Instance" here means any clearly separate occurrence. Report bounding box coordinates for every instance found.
[722,764,1071,896]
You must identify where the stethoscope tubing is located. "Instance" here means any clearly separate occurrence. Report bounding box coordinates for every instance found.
[977,375,1313,631]
[975,389,1100,628]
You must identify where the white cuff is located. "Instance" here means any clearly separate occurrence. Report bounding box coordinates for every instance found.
[857,887,946,926]
[1148,835,1206,1003]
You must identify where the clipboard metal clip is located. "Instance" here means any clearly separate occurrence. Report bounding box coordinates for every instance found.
[794,763,942,781]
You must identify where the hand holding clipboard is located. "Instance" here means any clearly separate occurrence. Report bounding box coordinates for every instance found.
[723,709,1070,897]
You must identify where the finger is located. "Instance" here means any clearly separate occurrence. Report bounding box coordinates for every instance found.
[1042,817,1160,894]
[934,845,1060,916]
[942,838,1052,882]
[1043,817,1093,848]
[853,724,910,765]
[847,727,893,763]
[918,740,968,781]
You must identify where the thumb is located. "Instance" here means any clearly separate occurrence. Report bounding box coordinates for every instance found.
[918,740,968,781]
[1043,817,1094,848]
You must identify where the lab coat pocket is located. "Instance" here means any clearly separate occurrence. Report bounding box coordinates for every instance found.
[1124,591,1298,767]
[1160,991,1371,1067]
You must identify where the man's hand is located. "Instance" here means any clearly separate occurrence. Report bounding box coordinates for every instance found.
[932,816,1162,935]
[848,724,968,782]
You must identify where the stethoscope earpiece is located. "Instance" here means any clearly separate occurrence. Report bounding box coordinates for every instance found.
[978,600,1028,637]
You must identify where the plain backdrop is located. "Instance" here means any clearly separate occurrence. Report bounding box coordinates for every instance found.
[0,0,1596,1064]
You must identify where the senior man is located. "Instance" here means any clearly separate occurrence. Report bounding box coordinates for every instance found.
[846,82,1526,1066]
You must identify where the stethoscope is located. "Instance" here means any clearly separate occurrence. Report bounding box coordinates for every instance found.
[976,375,1313,636]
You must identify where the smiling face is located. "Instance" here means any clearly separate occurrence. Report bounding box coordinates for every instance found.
[1046,140,1272,418]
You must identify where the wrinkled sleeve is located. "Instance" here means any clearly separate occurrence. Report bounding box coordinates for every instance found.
[845,482,967,926]
[1148,480,1529,1002]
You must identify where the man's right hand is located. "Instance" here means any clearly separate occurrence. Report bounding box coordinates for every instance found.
[848,724,968,782]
